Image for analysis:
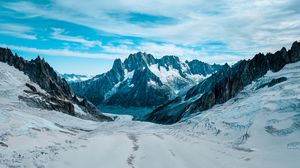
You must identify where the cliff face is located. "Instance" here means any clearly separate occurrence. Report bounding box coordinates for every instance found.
[0,48,71,99]
[0,48,112,121]
[186,60,222,76]
[145,41,300,124]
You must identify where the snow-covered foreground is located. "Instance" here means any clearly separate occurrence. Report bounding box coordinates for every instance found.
[1,61,300,168]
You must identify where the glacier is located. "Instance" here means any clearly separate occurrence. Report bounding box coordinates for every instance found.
[0,57,300,167]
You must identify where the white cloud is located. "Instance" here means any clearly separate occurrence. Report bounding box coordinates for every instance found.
[2,0,300,62]
[0,23,37,40]
[137,42,249,64]
[1,41,248,65]
[0,43,126,60]
[138,43,198,57]
[51,28,102,48]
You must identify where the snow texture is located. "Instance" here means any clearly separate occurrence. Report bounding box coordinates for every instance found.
[0,62,300,168]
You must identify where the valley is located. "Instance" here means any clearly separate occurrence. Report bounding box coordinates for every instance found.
[1,1,300,167]
[1,54,300,168]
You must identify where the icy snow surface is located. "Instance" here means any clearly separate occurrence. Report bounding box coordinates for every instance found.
[0,62,300,168]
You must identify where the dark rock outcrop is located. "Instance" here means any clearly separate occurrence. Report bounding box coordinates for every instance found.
[146,41,300,124]
[0,48,112,121]
[256,77,287,90]
[71,58,127,105]
[124,52,156,71]
[186,60,222,76]
[105,67,170,107]
[0,48,71,99]
[19,92,75,116]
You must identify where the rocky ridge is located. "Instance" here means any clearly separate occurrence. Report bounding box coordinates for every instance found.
[0,48,112,121]
[145,41,300,124]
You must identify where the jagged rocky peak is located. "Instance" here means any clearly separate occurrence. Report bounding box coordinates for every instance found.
[124,52,156,71]
[0,47,113,121]
[110,58,125,80]
[184,62,231,101]
[0,48,26,70]
[290,41,300,62]
[30,55,72,99]
[0,48,70,99]
[157,55,189,78]
[158,55,184,71]
[186,59,222,76]
[158,55,180,67]
[112,58,124,70]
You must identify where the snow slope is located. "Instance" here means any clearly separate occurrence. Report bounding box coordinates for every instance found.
[149,63,206,94]
[0,62,100,167]
[0,61,300,168]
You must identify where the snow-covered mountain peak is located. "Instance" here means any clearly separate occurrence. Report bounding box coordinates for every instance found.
[70,52,221,107]
[124,52,156,71]
[112,58,124,70]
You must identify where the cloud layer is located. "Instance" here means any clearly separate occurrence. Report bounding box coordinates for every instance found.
[0,0,300,73]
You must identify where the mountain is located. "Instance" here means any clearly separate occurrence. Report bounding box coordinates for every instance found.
[60,73,92,83]
[70,52,222,108]
[145,41,300,124]
[1,59,299,167]
[1,44,299,168]
[0,48,112,121]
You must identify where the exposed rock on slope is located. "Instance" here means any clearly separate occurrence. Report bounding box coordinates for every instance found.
[145,41,300,124]
[0,48,112,121]
[0,49,71,99]
[186,60,221,76]
[70,52,222,107]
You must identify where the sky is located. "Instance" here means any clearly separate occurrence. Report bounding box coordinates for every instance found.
[0,0,299,75]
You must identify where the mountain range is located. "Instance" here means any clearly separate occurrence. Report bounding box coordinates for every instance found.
[145,41,300,124]
[0,42,300,167]
[70,52,222,108]
[1,41,299,125]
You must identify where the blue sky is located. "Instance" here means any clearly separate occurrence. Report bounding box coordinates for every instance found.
[0,0,299,75]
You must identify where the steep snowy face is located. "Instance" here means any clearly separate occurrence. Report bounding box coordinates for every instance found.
[70,53,221,108]
[146,41,300,124]
[0,62,74,117]
[0,48,72,99]
[0,62,36,99]
[0,48,112,121]
[0,62,107,167]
